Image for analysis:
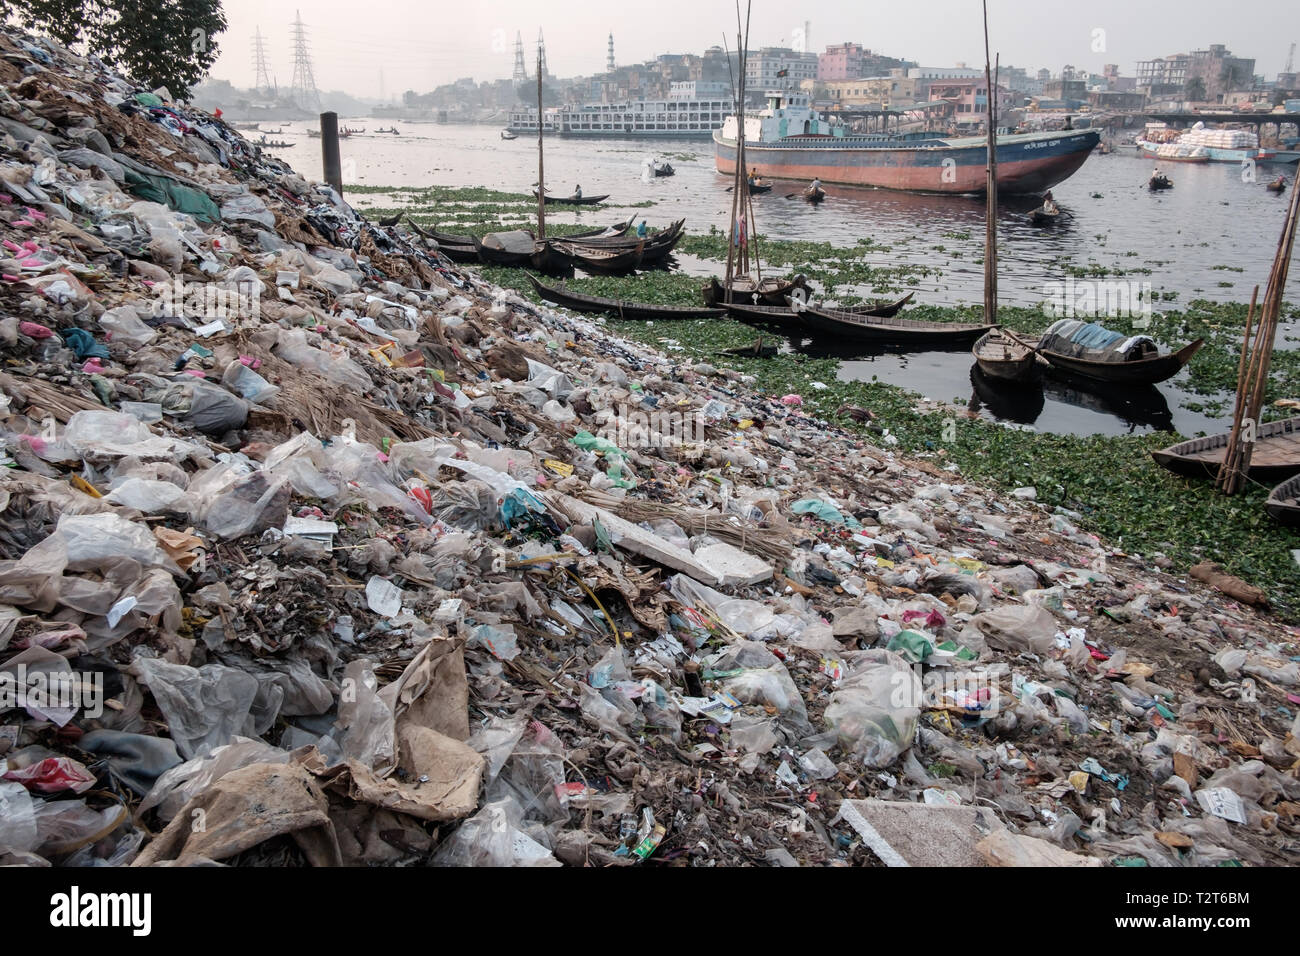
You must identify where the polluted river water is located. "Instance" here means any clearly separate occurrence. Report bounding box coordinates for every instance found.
[266,121,1299,437]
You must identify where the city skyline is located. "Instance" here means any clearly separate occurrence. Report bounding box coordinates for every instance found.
[207,0,1300,99]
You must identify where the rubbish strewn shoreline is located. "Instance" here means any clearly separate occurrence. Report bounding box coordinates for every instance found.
[0,31,1296,868]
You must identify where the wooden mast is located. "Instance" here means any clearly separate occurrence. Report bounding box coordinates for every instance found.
[982,0,998,325]
[536,48,545,239]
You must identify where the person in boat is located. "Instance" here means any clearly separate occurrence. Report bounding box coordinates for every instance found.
[1042,190,1059,215]
[1152,168,1161,180]
[636,220,648,238]
[574,184,582,199]
[747,168,757,187]
[809,177,822,194]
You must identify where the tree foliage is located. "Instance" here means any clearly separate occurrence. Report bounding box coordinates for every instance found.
[7,0,227,99]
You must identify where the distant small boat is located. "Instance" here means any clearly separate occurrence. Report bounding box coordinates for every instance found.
[1028,206,1062,226]
[973,328,1041,382]
[258,137,291,148]
[307,129,350,139]
[1149,174,1173,190]
[803,185,826,203]
[501,129,518,140]
[1266,176,1287,193]
[342,126,365,135]
[375,127,399,135]
[651,161,675,177]
[747,180,773,193]
[261,127,283,134]
[1266,473,1300,526]
[533,190,610,206]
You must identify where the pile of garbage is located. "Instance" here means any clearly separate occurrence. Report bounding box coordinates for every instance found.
[0,31,1296,868]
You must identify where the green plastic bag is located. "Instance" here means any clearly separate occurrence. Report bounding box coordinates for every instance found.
[886,630,933,664]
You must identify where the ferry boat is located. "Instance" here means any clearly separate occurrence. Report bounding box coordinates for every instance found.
[508,97,729,138]
[713,91,1099,195]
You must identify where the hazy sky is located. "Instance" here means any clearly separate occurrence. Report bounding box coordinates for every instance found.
[209,0,1300,98]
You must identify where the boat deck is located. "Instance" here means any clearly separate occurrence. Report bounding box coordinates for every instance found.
[1181,431,1300,470]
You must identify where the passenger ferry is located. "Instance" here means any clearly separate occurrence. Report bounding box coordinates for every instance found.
[714,91,1099,195]
[507,97,729,138]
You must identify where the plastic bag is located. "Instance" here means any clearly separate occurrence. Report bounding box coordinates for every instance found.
[41,512,173,573]
[98,305,157,347]
[433,798,560,867]
[972,605,1058,655]
[103,477,192,514]
[136,738,289,822]
[824,650,921,768]
[198,470,291,540]
[276,328,372,391]
[335,659,396,774]
[131,653,259,760]
[724,663,810,730]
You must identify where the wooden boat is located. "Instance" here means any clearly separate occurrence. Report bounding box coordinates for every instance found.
[1037,336,1203,386]
[436,242,479,264]
[803,185,826,203]
[555,239,644,274]
[1028,206,1061,226]
[501,129,518,140]
[258,138,291,148]
[704,274,810,307]
[1151,416,1300,482]
[973,328,1041,382]
[343,126,365,135]
[1149,174,1173,190]
[719,301,802,323]
[747,180,773,193]
[1266,177,1287,193]
[652,162,675,177]
[534,190,610,206]
[526,274,725,320]
[472,233,572,274]
[375,127,399,135]
[800,307,994,345]
[428,219,632,248]
[307,129,350,139]
[1265,473,1300,526]
[734,293,914,320]
[261,127,283,134]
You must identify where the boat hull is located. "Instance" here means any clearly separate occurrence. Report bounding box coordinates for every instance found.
[715,129,1099,195]
[1266,474,1300,526]
[1038,339,1202,386]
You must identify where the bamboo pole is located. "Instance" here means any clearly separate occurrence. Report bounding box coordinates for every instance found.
[536,49,545,239]
[982,1,998,327]
[1216,285,1258,491]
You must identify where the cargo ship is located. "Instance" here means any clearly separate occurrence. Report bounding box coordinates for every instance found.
[1138,121,1273,164]
[714,92,1099,194]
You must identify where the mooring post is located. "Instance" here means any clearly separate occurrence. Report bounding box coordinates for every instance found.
[321,111,342,196]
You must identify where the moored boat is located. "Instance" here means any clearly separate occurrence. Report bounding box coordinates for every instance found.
[715,90,1098,195]
[704,274,810,307]
[501,129,518,140]
[1265,473,1300,526]
[526,274,725,320]
[973,328,1041,382]
[1151,416,1300,482]
[1035,320,1201,385]
[554,239,644,274]
[799,306,995,345]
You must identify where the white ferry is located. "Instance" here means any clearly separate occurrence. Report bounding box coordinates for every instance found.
[507,98,730,138]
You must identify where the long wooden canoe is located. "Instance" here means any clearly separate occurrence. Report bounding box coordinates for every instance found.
[534,191,610,205]
[1037,338,1202,386]
[721,293,914,324]
[429,220,632,247]
[554,239,644,273]
[1151,416,1300,482]
[800,307,995,345]
[705,275,810,307]
[1265,473,1300,526]
[527,274,725,320]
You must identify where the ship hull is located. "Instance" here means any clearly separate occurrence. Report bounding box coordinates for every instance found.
[714,129,1099,194]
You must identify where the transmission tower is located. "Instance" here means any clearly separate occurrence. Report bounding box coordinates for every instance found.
[288,10,322,113]
[513,32,528,85]
[252,27,273,97]
[537,29,548,80]
[607,33,615,73]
